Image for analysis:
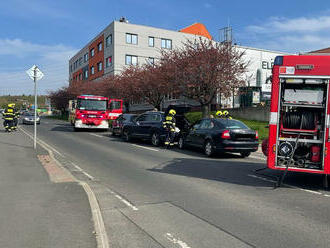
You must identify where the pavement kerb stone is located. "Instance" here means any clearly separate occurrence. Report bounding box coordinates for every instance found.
[19,127,110,248]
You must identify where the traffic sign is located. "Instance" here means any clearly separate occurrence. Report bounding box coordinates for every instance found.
[26,65,44,81]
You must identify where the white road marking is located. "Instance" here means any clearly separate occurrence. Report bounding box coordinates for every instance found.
[132,144,159,152]
[71,162,95,181]
[89,133,104,138]
[248,174,329,198]
[106,189,138,211]
[299,189,322,195]
[20,127,64,157]
[165,233,191,248]
[248,174,276,184]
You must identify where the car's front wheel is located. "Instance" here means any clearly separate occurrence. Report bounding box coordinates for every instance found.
[151,132,160,146]
[204,140,214,157]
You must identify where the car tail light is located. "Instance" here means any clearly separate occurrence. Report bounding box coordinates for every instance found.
[255,131,259,139]
[221,130,231,139]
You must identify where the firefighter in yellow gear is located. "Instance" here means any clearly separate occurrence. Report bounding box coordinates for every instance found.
[163,109,176,146]
[3,103,16,132]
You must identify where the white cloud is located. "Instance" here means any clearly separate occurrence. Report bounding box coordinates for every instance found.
[244,14,330,53]
[203,3,212,9]
[0,39,77,95]
[247,16,330,34]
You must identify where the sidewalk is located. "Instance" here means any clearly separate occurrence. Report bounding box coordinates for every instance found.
[0,130,96,248]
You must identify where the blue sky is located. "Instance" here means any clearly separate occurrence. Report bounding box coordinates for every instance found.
[1,0,330,95]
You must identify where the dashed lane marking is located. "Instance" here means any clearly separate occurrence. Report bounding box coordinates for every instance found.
[165,233,191,248]
[89,133,104,138]
[106,188,138,211]
[132,144,159,152]
[71,162,95,181]
[248,174,329,198]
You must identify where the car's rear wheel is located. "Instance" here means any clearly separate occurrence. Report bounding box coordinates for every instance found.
[240,151,251,158]
[204,140,214,157]
[151,132,160,146]
[178,136,185,149]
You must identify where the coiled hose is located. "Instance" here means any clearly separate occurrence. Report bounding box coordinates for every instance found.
[283,112,314,130]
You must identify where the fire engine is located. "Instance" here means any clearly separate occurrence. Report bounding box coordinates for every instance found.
[267,55,330,186]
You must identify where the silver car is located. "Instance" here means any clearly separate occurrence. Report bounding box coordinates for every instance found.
[22,112,40,125]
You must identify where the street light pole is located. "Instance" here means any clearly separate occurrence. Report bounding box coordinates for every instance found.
[34,67,37,149]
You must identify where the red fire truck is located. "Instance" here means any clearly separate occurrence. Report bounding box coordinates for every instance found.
[69,95,123,131]
[267,55,330,185]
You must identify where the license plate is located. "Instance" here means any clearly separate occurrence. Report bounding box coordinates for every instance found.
[89,115,96,118]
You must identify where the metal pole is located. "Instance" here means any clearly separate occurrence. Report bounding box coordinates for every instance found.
[34,67,37,149]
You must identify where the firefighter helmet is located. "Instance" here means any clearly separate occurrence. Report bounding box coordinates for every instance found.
[169,109,176,115]
[216,110,222,117]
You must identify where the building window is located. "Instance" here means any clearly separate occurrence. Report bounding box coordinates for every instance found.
[125,55,138,65]
[161,38,172,49]
[79,73,82,81]
[70,65,72,72]
[84,53,88,62]
[98,42,102,52]
[126,33,138,45]
[90,48,95,57]
[97,61,103,71]
[79,57,82,65]
[148,57,155,65]
[106,56,112,67]
[148,37,154,47]
[106,35,112,47]
[84,70,88,79]
[91,66,95,75]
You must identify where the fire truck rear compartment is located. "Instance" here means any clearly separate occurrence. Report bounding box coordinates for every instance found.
[276,79,328,170]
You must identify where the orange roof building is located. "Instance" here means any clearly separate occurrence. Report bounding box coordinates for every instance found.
[179,23,212,40]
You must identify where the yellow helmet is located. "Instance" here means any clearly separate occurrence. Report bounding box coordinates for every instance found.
[169,109,176,115]
[216,110,222,117]
[8,103,15,108]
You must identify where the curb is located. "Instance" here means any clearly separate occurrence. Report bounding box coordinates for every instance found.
[19,127,109,248]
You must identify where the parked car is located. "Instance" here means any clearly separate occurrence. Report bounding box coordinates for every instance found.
[122,107,190,146]
[22,112,40,125]
[112,114,137,136]
[178,118,258,157]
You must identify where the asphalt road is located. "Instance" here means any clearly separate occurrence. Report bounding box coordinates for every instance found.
[21,118,330,248]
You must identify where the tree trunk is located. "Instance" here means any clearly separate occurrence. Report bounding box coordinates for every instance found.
[201,104,210,118]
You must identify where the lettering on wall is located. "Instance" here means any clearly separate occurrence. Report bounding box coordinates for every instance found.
[262,61,274,70]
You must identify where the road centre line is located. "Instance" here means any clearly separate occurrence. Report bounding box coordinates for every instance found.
[248,174,329,198]
[89,133,104,138]
[165,233,191,248]
[20,127,64,157]
[132,144,159,152]
[71,162,95,181]
[106,188,138,211]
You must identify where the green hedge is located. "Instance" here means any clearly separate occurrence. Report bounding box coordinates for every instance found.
[185,111,268,141]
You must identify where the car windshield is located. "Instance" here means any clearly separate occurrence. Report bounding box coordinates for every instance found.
[217,119,248,129]
[77,99,107,111]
